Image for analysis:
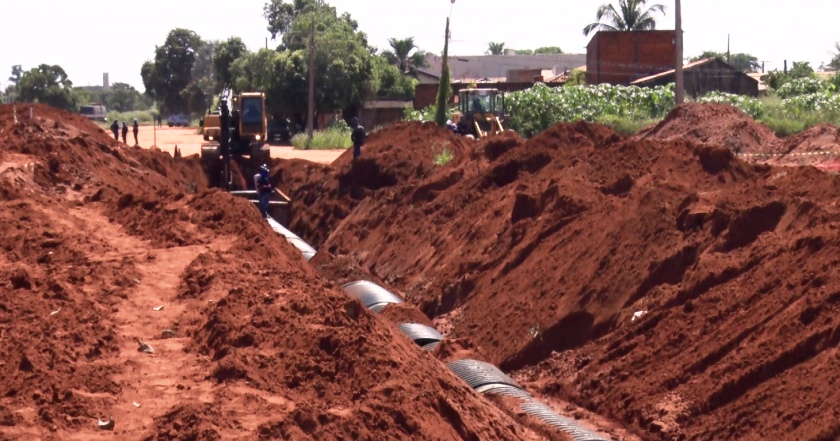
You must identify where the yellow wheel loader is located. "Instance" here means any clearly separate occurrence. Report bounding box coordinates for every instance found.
[451,88,508,139]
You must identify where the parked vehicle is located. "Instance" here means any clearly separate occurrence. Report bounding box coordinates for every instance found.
[167,114,191,127]
[267,118,292,144]
[79,104,108,122]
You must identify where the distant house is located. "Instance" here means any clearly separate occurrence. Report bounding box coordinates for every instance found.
[412,53,586,109]
[631,58,759,97]
[417,53,586,83]
[586,30,677,85]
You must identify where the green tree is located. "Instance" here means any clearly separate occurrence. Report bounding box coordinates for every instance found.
[17,64,77,111]
[830,41,840,70]
[9,65,23,86]
[183,40,217,113]
[141,28,203,114]
[435,18,451,127]
[565,69,587,86]
[692,51,760,73]
[765,62,816,90]
[213,37,247,91]
[487,42,506,55]
[534,46,563,54]
[583,0,666,36]
[516,49,534,55]
[374,56,417,100]
[110,83,144,111]
[381,37,429,73]
[264,0,325,39]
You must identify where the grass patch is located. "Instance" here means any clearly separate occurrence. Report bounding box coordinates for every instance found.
[107,110,157,125]
[433,142,453,165]
[291,127,352,150]
[597,116,659,136]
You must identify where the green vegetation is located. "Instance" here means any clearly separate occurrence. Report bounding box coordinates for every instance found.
[381,37,430,73]
[691,51,760,73]
[583,0,666,36]
[506,83,676,138]
[435,19,452,126]
[565,69,587,86]
[516,47,564,55]
[17,64,76,111]
[487,42,506,55]
[141,29,205,114]
[74,83,153,112]
[433,143,453,165]
[404,104,452,122]
[504,75,840,139]
[106,110,157,125]
[291,126,352,150]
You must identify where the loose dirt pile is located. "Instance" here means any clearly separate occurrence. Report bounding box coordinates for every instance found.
[285,105,840,440]
[638,103,781,154]
[0,104,549,440]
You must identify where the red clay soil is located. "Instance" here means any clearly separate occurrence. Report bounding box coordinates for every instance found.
[638,102,781,154]
[771,124,840,167]
[284,105,840,440]
[0,104,547,440]
[274,121,473,247]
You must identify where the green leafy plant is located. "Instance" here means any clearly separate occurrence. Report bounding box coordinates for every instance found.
[433,142,453,165]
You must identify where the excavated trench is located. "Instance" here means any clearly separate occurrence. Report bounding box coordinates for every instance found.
[267,217,619,441]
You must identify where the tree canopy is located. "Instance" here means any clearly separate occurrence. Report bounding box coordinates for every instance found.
[516,46,564,55]
[691,51,760,73]
[17,64,77,111]
[487,42,506,55]
[213,37,248,91]
[764,62,815,90]
[381,37,430,73]
[583,0,666,36]
[141,28,204,114]
[830,41,840,70]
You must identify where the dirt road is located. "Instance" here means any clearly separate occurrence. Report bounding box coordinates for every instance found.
[133,126,344,164]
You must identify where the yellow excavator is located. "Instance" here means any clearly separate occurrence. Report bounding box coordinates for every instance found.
[451,88,508,139]
[201,90,271,188]
[200,90,290,224]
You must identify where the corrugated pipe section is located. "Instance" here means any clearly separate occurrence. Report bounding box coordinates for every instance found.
[266,216,316,261]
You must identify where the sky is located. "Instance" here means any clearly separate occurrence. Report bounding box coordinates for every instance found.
[2,0,839,92]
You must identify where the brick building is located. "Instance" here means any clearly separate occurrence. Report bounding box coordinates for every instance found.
[586,30,677,85]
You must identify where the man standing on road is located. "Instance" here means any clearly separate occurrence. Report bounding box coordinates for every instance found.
[110,119,119,141]
[157,114,162,127]
[350,117,366,160]
[132,119,139,145]
[121,121,128,144]
[253,164,272,219]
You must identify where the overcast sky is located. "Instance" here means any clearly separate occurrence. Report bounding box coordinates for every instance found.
[2,0,839,92]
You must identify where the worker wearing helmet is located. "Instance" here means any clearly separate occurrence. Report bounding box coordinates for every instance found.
[121,121,129,144]
[349,117,366,159]
[254,164,272,219]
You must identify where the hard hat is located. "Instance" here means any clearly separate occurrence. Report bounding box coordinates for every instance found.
[260,164,269,173]
[350,117,359,124]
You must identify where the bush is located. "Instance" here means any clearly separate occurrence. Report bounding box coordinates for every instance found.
[106,110,156,125]
[775,77,834,99]
[506,83,676,138]
[403,105,452,122]
[291,126,352,150]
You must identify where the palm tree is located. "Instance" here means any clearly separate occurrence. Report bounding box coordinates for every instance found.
[830,41,840,70]
[583,0,666,37]
[382,37,425,73]
[487,42,506,55]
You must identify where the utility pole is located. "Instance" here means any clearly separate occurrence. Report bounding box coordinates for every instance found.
[675,0,684,105]
[727,34,730,64]
[307,19,315,147]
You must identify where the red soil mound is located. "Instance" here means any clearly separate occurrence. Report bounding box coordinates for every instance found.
[1,104,542,439]
[286,111,840,439]
[275,121,474,247]
[773,124,840,167]
[639,102,780,154]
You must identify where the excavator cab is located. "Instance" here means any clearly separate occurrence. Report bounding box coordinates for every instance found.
[201,90,271,188]
[451,88,507,139]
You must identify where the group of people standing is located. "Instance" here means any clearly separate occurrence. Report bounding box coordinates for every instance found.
[110,119,139,145]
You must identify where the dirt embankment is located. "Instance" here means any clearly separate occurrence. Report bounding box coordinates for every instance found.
[0,104,548,440]
[285,105,840,440]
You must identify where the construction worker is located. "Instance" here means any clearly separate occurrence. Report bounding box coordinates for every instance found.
[110,119,119,140]
[132,119,139,145]
[350,117,366,159]
[121,122,128,144]
[253,164,272,219]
